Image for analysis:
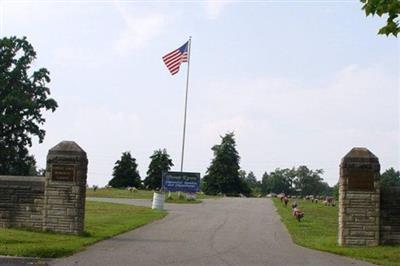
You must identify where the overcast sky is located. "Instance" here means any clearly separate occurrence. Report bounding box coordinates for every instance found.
[4,0,399,186]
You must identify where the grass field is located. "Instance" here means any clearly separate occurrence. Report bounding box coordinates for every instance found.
[0,201,166,258]
[87,188,219,203]
[272,198,400,266]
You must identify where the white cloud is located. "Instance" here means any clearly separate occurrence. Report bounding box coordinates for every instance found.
[205,0,231,20]
[113,2,167,55]
[192,65,399,184]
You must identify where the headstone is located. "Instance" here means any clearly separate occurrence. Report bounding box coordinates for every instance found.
[338,147,380,246]
[43,141,88,234]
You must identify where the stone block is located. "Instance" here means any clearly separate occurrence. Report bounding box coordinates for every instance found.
[345,239,366,246]
[350,230,375,237]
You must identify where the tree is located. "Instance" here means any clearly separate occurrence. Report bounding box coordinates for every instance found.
[202,132,250,196]
[261,172,269,195]
[333,183,339,200]
[144,149,173,190]
[262,168,294,195]
[108,152,141,188]
[361,0,400,36]
[294,166,324,196]
[0,36,58,175]
[380,167,400,188]
[238,170,247,180]
[244,171,261,196]
[245,171,258,188]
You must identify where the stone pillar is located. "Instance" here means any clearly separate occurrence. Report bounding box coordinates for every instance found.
[338,147,380,246]
[43,141,88,234]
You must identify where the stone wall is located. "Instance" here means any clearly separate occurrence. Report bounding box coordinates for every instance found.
[380,187,400,244]
[0,140,88,235]
[339,190,380,246]
[0,176,44,229]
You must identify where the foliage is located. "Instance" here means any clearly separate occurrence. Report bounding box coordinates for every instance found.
[261,172,269,195]
[261,168,295,195]
[245,171,258,188]
[273,198,400,266]
[239,170,262,196]
[244,171,262,196]
[202,132,250,196]
[0,36,58,175]
[238,170,247,180]
[0,201,166,258]
[360,0,400,36]
[332,183,339,200]
[380,167,400,188]
[294,166,325,196]
[143,149,173,190]
[108,152,141,188]
[261,166,328,196]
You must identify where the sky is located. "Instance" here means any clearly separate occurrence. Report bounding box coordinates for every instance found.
[3,0,399,186]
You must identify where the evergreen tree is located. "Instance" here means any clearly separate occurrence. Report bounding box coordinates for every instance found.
[261,172,269,195]
[245,171,258,188]
[108,152,141,188]
[0,36,58,175]
[202,132,250,196]
[144,149,173,190]
[381,167,400,189]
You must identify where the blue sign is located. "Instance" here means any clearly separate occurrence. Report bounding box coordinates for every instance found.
[162,171,200,192]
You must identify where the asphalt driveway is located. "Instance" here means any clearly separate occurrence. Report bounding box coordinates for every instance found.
[47,197,372,266]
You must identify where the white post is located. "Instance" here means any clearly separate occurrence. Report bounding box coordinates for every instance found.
[180,37,191,173]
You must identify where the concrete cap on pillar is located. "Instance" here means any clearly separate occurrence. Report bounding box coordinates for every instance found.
[341,147,379,165]
[343,147,378,159]
[48,141,86,157]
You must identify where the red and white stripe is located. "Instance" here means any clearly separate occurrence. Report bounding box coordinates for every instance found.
[162,49,188,75]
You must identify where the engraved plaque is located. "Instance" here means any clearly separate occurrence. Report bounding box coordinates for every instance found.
[348,170,374,191]
[52,164,75,182]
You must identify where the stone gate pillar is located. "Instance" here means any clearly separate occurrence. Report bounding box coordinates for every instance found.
[338,147,380,246]
[43,141,88,234]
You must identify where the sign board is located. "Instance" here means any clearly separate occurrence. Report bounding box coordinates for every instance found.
[162,171,200,192]
[348,170,374,191]
[51,164,75,182]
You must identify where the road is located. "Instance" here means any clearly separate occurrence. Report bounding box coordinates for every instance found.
[47,197,372,266]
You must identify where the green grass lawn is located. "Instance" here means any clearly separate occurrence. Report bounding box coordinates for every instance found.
[0,201,166,258]
[272,198,400,266]
[87,188,219,202]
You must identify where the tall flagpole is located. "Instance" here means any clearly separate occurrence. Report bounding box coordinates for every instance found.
[180,36,192,172]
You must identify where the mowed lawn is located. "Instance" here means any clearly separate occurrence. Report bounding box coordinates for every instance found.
[87,188,220,202]
[273,198,400,266]
[0,201,166,258]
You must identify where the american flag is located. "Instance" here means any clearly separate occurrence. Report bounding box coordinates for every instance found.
[162,41,189,75]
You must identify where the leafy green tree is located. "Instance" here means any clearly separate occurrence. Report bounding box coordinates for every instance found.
[263,168,294,194]
[318,181,332,196]
[202,132,250,196]
[380,167,400,188]
[108,152,141,188]
[144,149,173,190]
[333,183,339,200]
[361,0,400,36]
[0,36,57,175]
[294,166,324,196]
